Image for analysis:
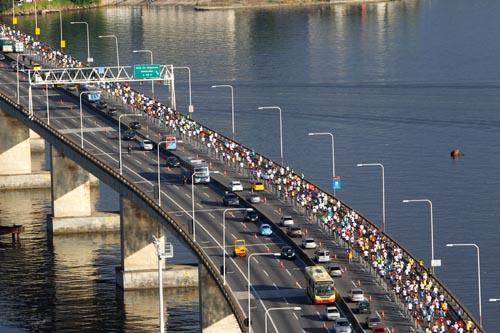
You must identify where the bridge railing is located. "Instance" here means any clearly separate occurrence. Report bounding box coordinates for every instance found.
[0,89,248,333]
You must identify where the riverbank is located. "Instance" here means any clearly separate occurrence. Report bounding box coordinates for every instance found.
[193,0,395,11]
[0,0,110,16]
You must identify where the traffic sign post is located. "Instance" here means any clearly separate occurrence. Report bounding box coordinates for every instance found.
[332,176,342,190]
[133,64,161,79]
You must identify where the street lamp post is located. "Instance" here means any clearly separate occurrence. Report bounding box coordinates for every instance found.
[446,243,482,327]
[357,163,385,232]
[247,252,280,333]
[157,140,169,207]
[34,0,39,37]
[70,21,92,63]
[54,10,65,49]
[191,170,219,241]
[402,199,437,273]
[133,49,154,97]
[16,53,32,104]
[79,91,100,148]
[211,85,235,140]
[12,0,17,26]
[264,307,302,333]
[152,235,166,333]
[118,114,142,175]
[308,132,335,195]
[99,35,120,68]
[174,67,194,114]
[259,106,283,166]
[222,208,248,285]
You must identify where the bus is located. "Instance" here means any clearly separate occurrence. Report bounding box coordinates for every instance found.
[304,266,336,304]
[164,135,177,150]
[0,38,14,52]
[187,159,210,184]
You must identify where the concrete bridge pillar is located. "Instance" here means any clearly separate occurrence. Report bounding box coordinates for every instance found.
[0,108,32,175]
[199,264,241,332]
[116,195,165,289]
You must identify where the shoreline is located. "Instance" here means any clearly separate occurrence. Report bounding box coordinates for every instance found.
[1,0,397,16]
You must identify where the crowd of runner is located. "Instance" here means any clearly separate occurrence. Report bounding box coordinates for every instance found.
[0,23,480,333]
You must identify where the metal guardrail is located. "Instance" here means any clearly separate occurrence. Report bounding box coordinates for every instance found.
[0,90,248,333]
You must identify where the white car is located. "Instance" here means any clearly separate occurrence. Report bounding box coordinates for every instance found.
[302,238,317,249]
[314,249,331,263]
[248,193,261,204]
[140,139,154,151]
[280,215,294,227]
[327,264,343,277]
[230,180,243,192]
[349,288,364,302]
[325,306,340,321]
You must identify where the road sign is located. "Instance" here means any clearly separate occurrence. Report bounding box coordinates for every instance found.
[431,259,442,267]
[133,64,161,79]
[332,176,342,190]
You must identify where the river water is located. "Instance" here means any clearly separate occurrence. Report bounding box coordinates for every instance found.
[2,0,500,331]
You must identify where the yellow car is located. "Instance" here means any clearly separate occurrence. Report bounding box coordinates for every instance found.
[251,181,265,192]
[33,62,42,71]
[233,240,246,257]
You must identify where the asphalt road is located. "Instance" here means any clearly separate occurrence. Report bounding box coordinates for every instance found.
[0,54,416,333]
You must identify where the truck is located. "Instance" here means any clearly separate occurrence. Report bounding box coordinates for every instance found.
[186,159,210,184]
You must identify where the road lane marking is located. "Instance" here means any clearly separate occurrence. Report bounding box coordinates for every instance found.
[203,192,210,197]
[184,193,190,198]
[263,270,269,277]
[273,283,278,289]
[351,280,358,288]
[173,185,179,190]
[252,257,259,264]
[230,233,237,240]
[316,311,321,319]
[196,203,203,208]
[286,269,292,276]
[293,312,298,320]
[208,213,215,219]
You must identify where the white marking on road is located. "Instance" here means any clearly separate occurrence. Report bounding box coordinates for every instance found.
[196,203,203,208]
[351,280,358,288]
[230,233,237,240]
[263,270,269,277]
[273,283,278,289]
[173,185,179,190]
[286,269,292,276]
[136,160,142,165]
[316,311,321,319]
[203,192,210,197]
[252,257,259,264]
[208,213,215,219]
[184,193,190,198]
[293,312,298,320]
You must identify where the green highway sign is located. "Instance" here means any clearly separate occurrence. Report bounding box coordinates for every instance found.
[133,64,161,79]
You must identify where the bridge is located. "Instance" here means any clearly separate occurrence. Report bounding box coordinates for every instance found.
[0,25,484,333]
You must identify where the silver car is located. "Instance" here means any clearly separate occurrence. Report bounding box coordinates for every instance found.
[302,238,317,249]
[332,317,352,333]
[314,249,331,263]
[280,215,294,227]
[248,193,261,204]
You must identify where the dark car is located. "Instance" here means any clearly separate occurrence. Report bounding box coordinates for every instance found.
[281,246,296,260]
[287,226,303,238]
[243,209,259,222]
[129,121,141,130]
[95,100,107,110]
[365,314,381,329]
[107,107,117,116]
[166,156,181,167]
[357,300,370,314]
[122,130,136,140]
[222,192,239,206]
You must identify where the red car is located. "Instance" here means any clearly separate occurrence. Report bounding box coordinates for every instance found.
[372,324,387,333]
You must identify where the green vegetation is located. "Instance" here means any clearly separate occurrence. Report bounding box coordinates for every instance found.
[0,0,98,14]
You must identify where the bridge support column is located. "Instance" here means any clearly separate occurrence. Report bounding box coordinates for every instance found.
[29,129,45,153]
[49,146,119,234]
[199,264,241,333]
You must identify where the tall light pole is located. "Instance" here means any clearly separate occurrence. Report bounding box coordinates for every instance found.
[259,106,283,166]
[99,35,120,68]
[70,21,92,63]
[16,52,31,104]
[157,140,168,207]
[247,252,280,333]
[118,114,142,175]
[152,235,170,333]
[12,0,17,26]
[174,66,194,114]
[222,208,247,285]
[308,132,335,195]
[264,307,301,333]
[357,163,385,232]
[133,49,154,97]
[446,243,482,327]
[191,170,219,241]
[402,199,437,273]
[53,10,65,48]
[34,0,39,37]
[79,91,100,148]
[211,85,235,140]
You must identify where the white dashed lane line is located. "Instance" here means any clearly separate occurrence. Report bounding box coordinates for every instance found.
[208,213,215,219]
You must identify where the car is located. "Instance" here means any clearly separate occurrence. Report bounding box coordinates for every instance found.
[243,209,259,222]
[287,226,303,238]
[302,238,317,249]
[259,224,272,236]
[0,54,5,61]
[325,306,340,321]
[357,299,370,314]
[280,246,296,260]
[349,288,364,302]
[248,193,261,204]
[327,264,343,277]
[107,107,118,116]
[365,314,382,329]
[10,61,18,70]
[372,324,387,333]
[122,130,136,140]
[140,139,154,151]
[251,181,265,191]
[129,121,141,130]
[222,192,239,206]
[67,84,79,92]
[32,62,42,71]
[332,317,352,333]
[95,100,107,110]
[230,180,243,192]
[280,215,294,227]
[314,249,331,263]
[166,156,181,167]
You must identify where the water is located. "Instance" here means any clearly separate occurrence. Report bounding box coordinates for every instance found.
[2,0,500,330]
